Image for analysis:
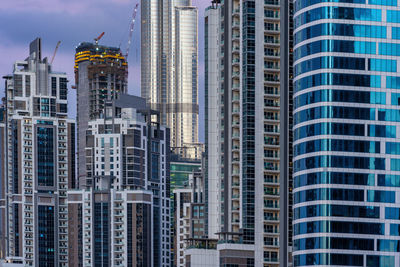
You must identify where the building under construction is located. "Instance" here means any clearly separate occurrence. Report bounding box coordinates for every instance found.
[74,41,128,188]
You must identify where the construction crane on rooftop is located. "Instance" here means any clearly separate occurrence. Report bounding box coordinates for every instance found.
[94,32,105,45]
[50,41,61,64]
[125,3,139,60]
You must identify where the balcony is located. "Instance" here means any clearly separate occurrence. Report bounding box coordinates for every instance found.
[264,216,279,222]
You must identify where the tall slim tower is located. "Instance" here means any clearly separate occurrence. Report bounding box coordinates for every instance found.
[2,38,75,266]
[294,2,400,266]
[74,42,127,188]
[141,0,198,156]
[205,1,293,266]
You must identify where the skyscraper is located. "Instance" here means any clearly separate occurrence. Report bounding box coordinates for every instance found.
[2,38,75,266]
[68,95,171,266]
[293,2,400,266]
[74,42,127,188]
[204,1,293,266]
[141,0,199,156]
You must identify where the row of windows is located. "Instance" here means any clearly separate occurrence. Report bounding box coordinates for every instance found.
[295,122,395,141]
[294,172,375,188]
[295,40,400,60]
[294,139,380,156]
[296,106,400,124]
[294,220,384,236]
[294,187,364,203]
[295,0,366,13]
[295,6,381,28]
[294,89,386,110]
[294,56,366,76]
[294,155,385,172]
[295,23,387,45]
[294,40,376,60]
[294,204,380,220]
[294,106,374,125]
[294,122,365,140]
[295,72,381,93]
[295,253,393,267]
[294,236,374,251]
[295,188,394,203]
[294,253,363,266]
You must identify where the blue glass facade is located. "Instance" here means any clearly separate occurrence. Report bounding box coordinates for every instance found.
[37,126,54,187]
[294,1,400,266]
[38,205,55,266]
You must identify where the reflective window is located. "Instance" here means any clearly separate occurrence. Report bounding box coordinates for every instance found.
[378,239,400,252]
[294,188,364,203]
[294,155,385,172]
[294,122,365,140]
[294,237,374,251]
[378,174,400,187]
[294,172,374,188]
[387,10,400,23]
[294,253,363,267]
[367,190,395,203]
[294,106,375,125]
[294,220,384,235]
[295,23,386,45]
[294,139,380,156]
[295,56,365,76]
[295,6,381,28]
[368,125,396,138]
[386,142,400,154]
[366,255,395,267]
[295,73,381,93]
[294,89,385,109]
[385,207,400,219]
[368,58,397,72]
[390,224,400,235]
[295,0,366,13]
[386,76,400,89]
[295,40,376,61]
[295,204,380,220]
[379,42,400,56]
[369,0,397,6]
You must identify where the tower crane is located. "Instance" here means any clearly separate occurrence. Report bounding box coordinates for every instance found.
[50,41,61,64]
[94,32,105,45]
[125,3,139,60]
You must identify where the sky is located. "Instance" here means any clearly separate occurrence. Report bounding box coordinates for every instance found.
[0,0,210,141]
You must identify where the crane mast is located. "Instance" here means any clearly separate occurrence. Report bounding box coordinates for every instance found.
[125,3,139,60]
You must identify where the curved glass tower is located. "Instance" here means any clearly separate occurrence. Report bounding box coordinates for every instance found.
[294,1,400,266]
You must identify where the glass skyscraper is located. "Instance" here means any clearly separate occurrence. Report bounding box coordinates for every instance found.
[141,0,199,157]
[294,1,400,266]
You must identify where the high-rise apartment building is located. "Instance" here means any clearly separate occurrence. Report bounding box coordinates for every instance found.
[68,95,171,266]
[293,2,400,267]
[0,106,6,260]
[74,42,127,188]
[1,38,75,266]
[141,0,199,156]
[204,1,293,266]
